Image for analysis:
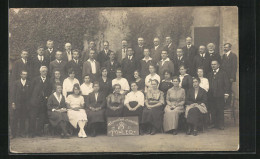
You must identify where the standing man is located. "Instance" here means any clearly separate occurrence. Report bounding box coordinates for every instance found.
[134,37,145,64]
[31,46,48,78]
[66,49,83,83]
[173,48,188,76]
[11,50,30,82]
[63,43,73,62]
[82,50,100,82]
[221,43,238,105]
[49,51,67,79]
[116,39,128,64]
[97,41,112,67]
[182,37,197,76]
[11,70,31,138]
[207,60,230,130]
[29,66,51,137]
[193,45,211,76]
[150,37,163,63]
[103,51,120,80]
[207,43,221,65]
[164,36,175,61]
[140,48,156,78]
[157,50,175,79]
[121,47,138,83]
[44,40,56,65]
[82,40,97,62]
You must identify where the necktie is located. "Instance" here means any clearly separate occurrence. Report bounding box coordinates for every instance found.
[42,77,46,83]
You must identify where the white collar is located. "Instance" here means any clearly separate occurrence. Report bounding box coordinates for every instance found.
[54,92,62,103]
[179,74,188,77]
[88,59,96,63]
[21,58,27,63]
[139,45,143,47]
[214,68,220,73]
[225,50,231,56]
[177,56,183,59]
[208,50,214,54]
[73,58,78,62]
[168,43,172,47]
[38,55,44,60]
[187,44,192,47]
[21,78,26,84]
[162,79,172,82]
[161,57,170,62]
[142,57,152,61]
[66,50,71,54]
[41,76,46,81]
[48,48,53,51]
[56,59,62,63]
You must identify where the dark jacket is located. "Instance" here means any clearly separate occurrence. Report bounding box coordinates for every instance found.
[193,53,212,76]
[97,49,112,67]
[31,55,49,78]
[150,45,163,63]
[186,87,208,106]
[173,56,188,76]
[207,51,221,65]
[221,52,237,81]
[11,79,32,108]
[85,92,106,109]
[181,74,193,93]
[44,48,56,65]
[49,60,67,79]
[66,59,83,82]
[121,56,138,83]
[103,60,120,80]
[11,58,31,81]
[164,44,176,61]
[182,45,197,75]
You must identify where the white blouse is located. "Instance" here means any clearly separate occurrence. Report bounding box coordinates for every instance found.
[80,83,93,96]
[199,77,209,92]
[124,91,144,106]
[112,78,130,94]
[62,77,80,98]
[145,73,160,92]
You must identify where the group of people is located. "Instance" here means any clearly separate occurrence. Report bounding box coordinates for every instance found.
[10,36,237,139]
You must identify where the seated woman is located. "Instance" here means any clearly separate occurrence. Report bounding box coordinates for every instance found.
[50,70,64,92]
[145,65,160,93]
[99,67,112,97]
[142,79,164,135]
[185,77,208,136]
[163,76,185,135]
[197,67,209,92]
[80,74,93,102]
[123,82,145,134]
[159,70,173,100]
[85,82,106,137]
[179,65,193,94]
[112,68,130,95]
[106,84,124,117]
[63,68,80,99]
[66,83,88,138]
[47,83,70,138]
[134,70,145,92]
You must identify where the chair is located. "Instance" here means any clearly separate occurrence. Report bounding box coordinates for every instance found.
[224,93,236,125]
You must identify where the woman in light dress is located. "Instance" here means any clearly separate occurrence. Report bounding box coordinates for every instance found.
[63,68,80,99]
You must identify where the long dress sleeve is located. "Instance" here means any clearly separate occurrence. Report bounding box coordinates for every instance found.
[137,91,145,106]
[177,89,186,107]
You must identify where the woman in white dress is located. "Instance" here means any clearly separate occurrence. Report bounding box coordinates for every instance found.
[197,67,209,92]
[145,65,160,93]
[66,83,88,138]
[112,68,130,95]
[63,68,80,99]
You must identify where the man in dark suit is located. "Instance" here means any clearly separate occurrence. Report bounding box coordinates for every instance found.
[173,48,188,76]
[221,43,238,106]
[150,37,163,63]
[164,36,175,61]
[121,47,138,83]
[116,39,128,64]
[66,49,83,83]
[103,51,120,80]
[11,50,31,82]
[44,40,56,65]
[82,50,100,82]
[193,45,211,76]
[97,41,112,67]
[85,82,106,137]
[207,60,230,130]
[49,51,68,79]
[82,40,97,62]
[29,66,51,137]
[31,46,48,78]
[182,37,197,76]
[62,43,73,62]
[133,37,145,66]
[207,43,221,65]
[10,70,31,138]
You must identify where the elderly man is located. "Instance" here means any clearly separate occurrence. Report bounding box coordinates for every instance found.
[151,37,163,63]
[193,45,211,76]
[44,40,56,65]
[29,66,51,137]
[207,43,221,65]
[116,39,128,64]
[49,51,67,79]
[182,37,197,76]
[97,41,112,67]
[164,36,176,61]
[62,43,72,62]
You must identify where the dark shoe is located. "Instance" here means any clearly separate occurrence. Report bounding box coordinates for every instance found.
[218,126,224,130]
[145,127,151,135]
[193,130,198,136]
[150,128,157,135]
[139,129,144,135]
[91,129,96,137]
[186,128,192,135]
[172,129,178,135]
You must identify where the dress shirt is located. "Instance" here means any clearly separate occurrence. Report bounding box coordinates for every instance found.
[54,92,62,104]
[21,58,27,64]
[88,59,97,74]
[95,93,98,101]
[122,48,127,59]
[41,76,46,83]
[200,53,205,58]
[168,43,172,48]
[67,51,72,61]
[187,44,191,49]
[21,79,26,86]
[142,57,152,63]
[225,50,231,57]
[155,45,159,50]
[194,89,198,99]
[178,56,183,61]
[161,57,170,66]
[128,55,133,60]
[48,48,53,53]
[38,55,44,61]
[73,59,78,64]
[56,59,62,64]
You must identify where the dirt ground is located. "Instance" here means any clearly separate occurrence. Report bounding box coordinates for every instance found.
[9,120,239,153]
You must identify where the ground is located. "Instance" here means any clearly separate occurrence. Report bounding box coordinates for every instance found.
[10,119,239,153]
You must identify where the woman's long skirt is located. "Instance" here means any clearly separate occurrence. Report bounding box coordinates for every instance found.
[142,106,164,130]
[163,106,184,132]
[123,101,143,122]
[67,109,88,128]
[48,111,69,127]
[186,107,203,126]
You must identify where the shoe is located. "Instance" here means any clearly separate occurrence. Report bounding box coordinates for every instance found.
[193,130,198,136]
[145,127,151,135]
[78,131,82,138]
[150,127,157,135]
[218,126,224,130]
[186,128,192,135]
[64,133,70,139]
[172,129,178,135]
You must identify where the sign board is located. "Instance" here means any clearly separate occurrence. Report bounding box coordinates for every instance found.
[107,116,139,137]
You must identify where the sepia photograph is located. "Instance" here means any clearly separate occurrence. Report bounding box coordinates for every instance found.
[8,6,239,153]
